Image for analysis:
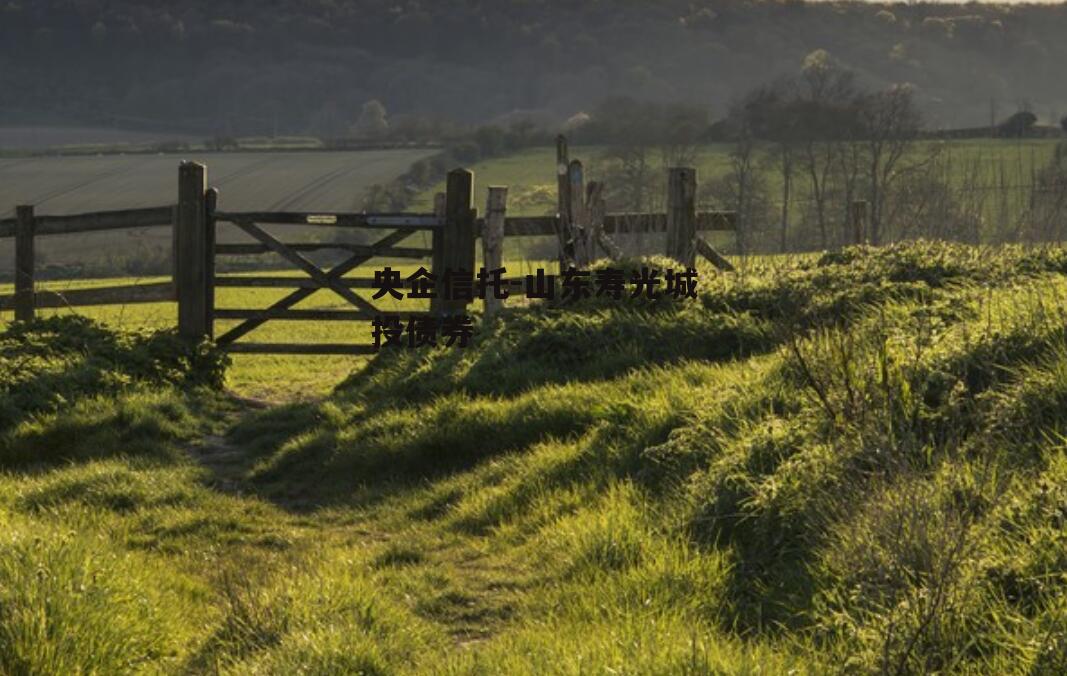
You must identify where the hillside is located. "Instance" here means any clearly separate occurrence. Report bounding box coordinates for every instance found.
[3,242,1067,672]
[3,1,1067,135]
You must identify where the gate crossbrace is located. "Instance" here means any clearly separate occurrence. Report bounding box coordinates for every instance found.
[233,219,380,315]
[215,227,412,346]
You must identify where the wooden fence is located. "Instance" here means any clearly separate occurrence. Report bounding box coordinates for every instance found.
[2,148,742,352]
[0,204,176,322]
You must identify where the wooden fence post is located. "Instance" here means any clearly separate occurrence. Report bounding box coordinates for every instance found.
[433,192,447,222]
[483,186,507,319]
[171,203,180,295]
[430,191,447,315]
[851,200,868,245]
[587,181,619,260]
[14,205,35,322]
[204,187,218,339]
[666,168,697,268]
[440,169,476,316]
[555,135,573,268]
[177,162,211,340]
[568,160,591,267]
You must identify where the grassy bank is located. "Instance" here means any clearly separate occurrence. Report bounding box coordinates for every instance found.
[3,242,1067,672]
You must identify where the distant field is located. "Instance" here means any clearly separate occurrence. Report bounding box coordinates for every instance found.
[413,138,1062,230]
[0,126,200,151]
[0,149,436,275]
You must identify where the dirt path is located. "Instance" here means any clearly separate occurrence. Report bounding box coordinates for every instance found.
[179,393,529,652]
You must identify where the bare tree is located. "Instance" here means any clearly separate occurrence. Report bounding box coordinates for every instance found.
[734,82,803,252]
[708,122,771,257]
[857,85,922,244]
[796,54,861,248]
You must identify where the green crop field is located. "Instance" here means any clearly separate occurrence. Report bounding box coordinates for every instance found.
[0,149,435,276]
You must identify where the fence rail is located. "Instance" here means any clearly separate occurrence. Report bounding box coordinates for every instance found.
[213,212,444,229]
[0,205,174,238]
[4,139,741,354]
[2,203,181,321]
[486,212,736,238]
[0,281,174,311]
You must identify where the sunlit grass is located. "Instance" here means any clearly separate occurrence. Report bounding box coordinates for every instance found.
[4,242,1067,672]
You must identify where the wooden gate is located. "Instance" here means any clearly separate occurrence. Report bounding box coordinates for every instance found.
[175,162,476,355]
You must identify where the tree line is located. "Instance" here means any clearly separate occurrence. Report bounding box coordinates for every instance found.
[3,0,1067,137]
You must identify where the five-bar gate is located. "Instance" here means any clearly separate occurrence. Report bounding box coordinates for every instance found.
[174,162,477,355]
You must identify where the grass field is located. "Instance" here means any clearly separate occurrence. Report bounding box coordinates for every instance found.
[0,149,436,275]
[0,126,201,152]
[3,138,1059,277]
[412,139,1063,239]
[5,242,1067,672]
[0,254,556,401]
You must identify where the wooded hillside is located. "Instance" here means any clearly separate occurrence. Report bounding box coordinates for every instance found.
[2,1,1065,136]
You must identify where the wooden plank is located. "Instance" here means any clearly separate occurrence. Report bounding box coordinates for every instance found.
[588,182,622,260]
[568,160,588,266]
[231,219,380,316]
[0,282,175,310]
[440,169,476,315]
[2,209,735,242]
[205,187,218,336]
[696,236,736,272]
[177,162,210,340]
[483,186,507,319]
[554,135,570,263]
[215,243,432,258]
[214,276,378,289]
[216,309,433,321]
[14,206,35,322]
[430,192,447,315]
[213,211,443,229]
[32,206,174,236]
[170,204,180,291]
[223,343,379,355]
[666,167,698,267]
[213,229,412,346]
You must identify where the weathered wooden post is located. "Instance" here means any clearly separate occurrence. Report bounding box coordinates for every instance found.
[555,135,574,269]
[587,181,619,260]
[204,187,218,337]
[170,204,181,294]
[568,160,592,266]
[483,186,507,319]
[433,192,447,222]
[665,168,697,268]
[437,169,476,316]
[177,162,212,340]
[850,200,868,245]
[430,191,447,316]
[14,205,35,322]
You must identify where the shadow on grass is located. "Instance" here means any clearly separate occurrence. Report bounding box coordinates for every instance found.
[0,316,228,471]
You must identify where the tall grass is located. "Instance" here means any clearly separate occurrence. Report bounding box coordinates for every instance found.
[3,242,1067,672]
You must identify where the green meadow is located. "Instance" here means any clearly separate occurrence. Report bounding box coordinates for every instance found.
[4,242,1067,672]
[412,139,1062,246]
